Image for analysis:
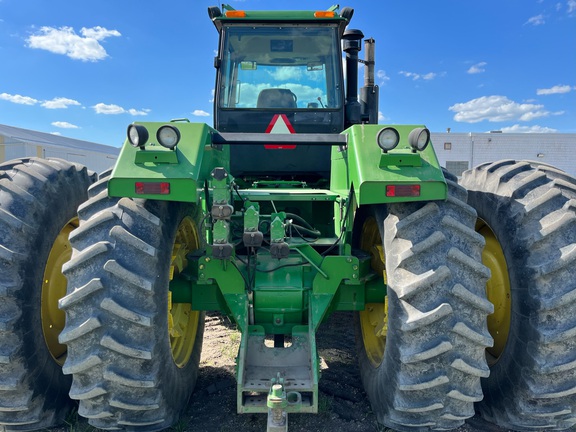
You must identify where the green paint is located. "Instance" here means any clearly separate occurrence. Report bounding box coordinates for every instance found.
[243,201,260,232]
[196,256,247,332]
[212,220,230,244]
[379,151,422,168]
[331,124,447,204]
[236,323,319,414]
[211,175,230,204]
[134,149,179,164]
[270,212,286,243]
[108,122,229,202]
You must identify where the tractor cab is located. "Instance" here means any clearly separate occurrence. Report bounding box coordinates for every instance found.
[214,21,344,131]
[209,5,376,181]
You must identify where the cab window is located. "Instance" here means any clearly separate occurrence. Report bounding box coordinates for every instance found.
[219,25,342,109]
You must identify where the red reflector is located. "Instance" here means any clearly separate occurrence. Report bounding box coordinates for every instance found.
[264,145,297,150]
[386,184,421,197]
[135,182,170,195]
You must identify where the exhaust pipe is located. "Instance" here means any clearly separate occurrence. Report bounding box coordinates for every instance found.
[360,38,379,125]
[342,29,364,127]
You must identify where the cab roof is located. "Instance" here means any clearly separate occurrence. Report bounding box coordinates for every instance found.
[209,5,353,33]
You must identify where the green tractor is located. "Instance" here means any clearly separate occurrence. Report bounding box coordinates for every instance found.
[0,4,575,432]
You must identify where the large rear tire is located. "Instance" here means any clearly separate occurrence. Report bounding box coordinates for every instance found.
[0,158,94,430]
[355,172,493,431]
[60,174,205,431]
[460,160,576,430]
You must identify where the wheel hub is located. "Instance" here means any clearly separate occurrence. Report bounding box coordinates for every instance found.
[41,218,78,365]
[169,217,201,368]
[477,220,511,364]
[358,217,388,367]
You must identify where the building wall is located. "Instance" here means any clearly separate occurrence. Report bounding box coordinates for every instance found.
[0,135,4,164]
[0,141,117,174]
[432,132,576,177]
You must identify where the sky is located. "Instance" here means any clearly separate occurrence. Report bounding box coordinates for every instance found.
[0,0,575,147]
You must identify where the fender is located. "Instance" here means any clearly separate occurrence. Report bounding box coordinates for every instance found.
[331,124,447,204]
[108,121,229,202]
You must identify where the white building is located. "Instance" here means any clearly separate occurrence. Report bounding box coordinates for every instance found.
[432,132,576,178]
[0,124,119,174]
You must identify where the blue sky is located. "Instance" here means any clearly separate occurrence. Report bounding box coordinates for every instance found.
[0,0,574,147]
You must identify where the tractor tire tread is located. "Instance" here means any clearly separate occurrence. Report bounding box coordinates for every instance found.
[358,172,493,431]
[460,160,576,430]
[61,173,204,431]
[0,158,94,430]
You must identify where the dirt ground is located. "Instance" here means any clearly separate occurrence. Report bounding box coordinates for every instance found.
[59,311,515,432]
[183,311,514,432]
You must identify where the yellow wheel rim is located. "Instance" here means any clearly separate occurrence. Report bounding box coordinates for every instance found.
[358,216,389,368]
[169,216,201,368]
[477,220,511,365]
[41,218,78,365]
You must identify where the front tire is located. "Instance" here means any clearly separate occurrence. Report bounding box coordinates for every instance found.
[355,172,493,431]
[60,176,205,430]
[461,160,576,430]
[0,158,94,430]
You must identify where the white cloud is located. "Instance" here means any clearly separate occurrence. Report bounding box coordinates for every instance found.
[26,26,121,62]
[500,124,558,133]
[209,89,215,103]
[399,71,418,80]
[377,70,390,85]
[192,109,210,117]
[42,97,81,109]
[536,84,573,95]
[50,132,63,136]
[449,95,551,123]
[80,26,121,41]
[93,103,124,114]
[93,103,149,115]
[0,92,85,109]
[284,83,326,104]
[399,70,440,81]
[568,0,576,13]
[0,92,39,105]
[378,111,386,122]
[525,14,546,25]
[467,62,487,74]
[127,108,150,116]
[51,121,79,129]
[268,67,303,81]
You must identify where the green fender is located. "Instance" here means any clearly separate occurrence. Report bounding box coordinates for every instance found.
[331,124,447,205]
[108,122,229,202]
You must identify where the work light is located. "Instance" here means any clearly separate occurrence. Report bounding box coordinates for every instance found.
[127,124,149,149]
[377,127,400,152]
[157,125,181,149]
[408,127,430,152]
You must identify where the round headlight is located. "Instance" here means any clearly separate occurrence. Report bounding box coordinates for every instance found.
[157,125,181,149]
[377,127,400,152]
[127,124,149,148]
[408,127,430,152]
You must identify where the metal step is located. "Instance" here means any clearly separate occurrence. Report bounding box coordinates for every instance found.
[237,325,318,414]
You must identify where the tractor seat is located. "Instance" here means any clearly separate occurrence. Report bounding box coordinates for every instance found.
[257,88,297,108]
